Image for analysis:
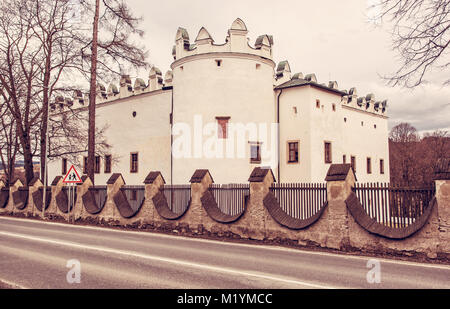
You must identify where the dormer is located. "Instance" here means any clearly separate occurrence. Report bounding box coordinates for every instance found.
[119,75,133,98]
[304,73,317,83]
[149,67,163,91]
[275,60,291,86]
[292,72,304,80]
[73,90,85,107]
[195,27,214,45]
[328,81,338,90]
[348,87,358,104]
[365,93,375,110]
[357,97,366,107]
[134,78,147,94]
[107,83,119,97]
[164,70,173,87]
[228,18,248,52]
[175,27,190,58]
[96,83,107,100]
[255,34,272,55]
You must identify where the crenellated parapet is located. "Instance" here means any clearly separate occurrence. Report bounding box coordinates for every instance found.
[172,18,274,66]
[341,87,388,116]
[50,68,174,114]
[275,61,388,117]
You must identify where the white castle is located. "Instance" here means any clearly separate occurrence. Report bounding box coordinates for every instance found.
[48,18,390,185]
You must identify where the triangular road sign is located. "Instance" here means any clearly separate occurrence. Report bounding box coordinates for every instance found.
[63,165,82,184]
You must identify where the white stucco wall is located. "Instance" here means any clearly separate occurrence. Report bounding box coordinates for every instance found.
[48,90,172,185]
[171,53,276,184]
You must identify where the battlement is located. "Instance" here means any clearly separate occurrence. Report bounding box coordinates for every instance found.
[172,18,273,64]
[275,60,388,117]
[50,68,173,113]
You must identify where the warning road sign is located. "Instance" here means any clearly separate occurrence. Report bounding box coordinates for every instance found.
[63,165,82,184]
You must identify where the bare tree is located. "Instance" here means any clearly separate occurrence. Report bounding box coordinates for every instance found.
[0,95,19,186]
[389,123,449,185]
[79,0,148,184]
[371,0,450,87]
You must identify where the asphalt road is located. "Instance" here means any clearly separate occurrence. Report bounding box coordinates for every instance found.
[0,216,449,289]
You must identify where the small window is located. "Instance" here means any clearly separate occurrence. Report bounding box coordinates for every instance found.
[216,117,230,139]
[62,158,67,175]
[324,142,332,164]
[332,104,336,112]
[250,143,261,164]
[374,124,377,129]
[287,141,299,163]
[351,156,356,173]
[380,159,385,175]
[180,66,184,71]
[215,59,222,67]
[344,117,347,123]
[94,156,100,174]
[361,121,364,126]
[293,106,298,114]
[256,63,261,69]
[367,157,372,174]
[343,155,347,164]
[104,155,112,174]
[130,153,139,173]
[83,157,88,174]
[316,99,321,108]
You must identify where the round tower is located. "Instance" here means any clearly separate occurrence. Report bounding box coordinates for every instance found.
[171,18,277,184]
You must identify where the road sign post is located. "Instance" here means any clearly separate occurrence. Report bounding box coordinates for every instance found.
[63,165,82,224]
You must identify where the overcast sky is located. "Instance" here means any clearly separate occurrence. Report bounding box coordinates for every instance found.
[125,0,450,134]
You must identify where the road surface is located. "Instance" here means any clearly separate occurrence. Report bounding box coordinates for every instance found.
[0,216,449,289]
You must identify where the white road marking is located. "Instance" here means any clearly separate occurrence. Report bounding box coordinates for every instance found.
[1,216,449,270]
[0,277,28,289]
[0,230,336,289]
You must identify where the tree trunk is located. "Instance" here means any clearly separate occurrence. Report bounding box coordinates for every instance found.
[87,0,100,185]
[40,47,51,182]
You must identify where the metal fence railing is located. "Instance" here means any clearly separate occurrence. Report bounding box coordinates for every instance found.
[121,186,146,212]
[162,185,191,215]
[209,184,250,216]
[270,183,327,219]
[353,182,435,228]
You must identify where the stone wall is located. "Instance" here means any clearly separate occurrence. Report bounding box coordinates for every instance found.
[0,165,448,259]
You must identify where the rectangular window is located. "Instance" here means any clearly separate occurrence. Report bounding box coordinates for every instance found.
[324,142,332,164]
[62,158,67,175]
[94,156,101,174]
[351,156,356,173]
[367,157,372,174]
[216,117,230,139]
[343,155,347,164]
[104,155,112,174]
[250,143,261,164]
[83,157,88,174]
[380,159,385,175]
[316,99,321,108]
[287,141,299,163]
[130,153,139,173]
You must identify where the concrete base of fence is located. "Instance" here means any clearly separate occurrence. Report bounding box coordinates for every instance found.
[347,203,440,258]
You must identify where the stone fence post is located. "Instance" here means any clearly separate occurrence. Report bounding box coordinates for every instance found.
[177,169,214,233]
[322,164,356,250]
[231,167,275,240]
[143,171,168,228]
[99,173,125,223]
[435,168,450,256]
[29,178,43,217]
